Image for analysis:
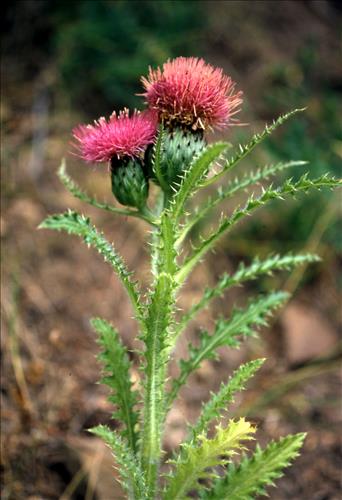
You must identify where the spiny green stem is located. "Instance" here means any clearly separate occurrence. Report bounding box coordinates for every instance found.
[141,213,177,498]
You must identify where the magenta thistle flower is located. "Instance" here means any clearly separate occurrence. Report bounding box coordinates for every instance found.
[142,57,243,131]
[72,109,157,163]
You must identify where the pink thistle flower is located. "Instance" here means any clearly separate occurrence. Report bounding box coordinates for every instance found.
[142,57,243,131]
[72,109,157,163]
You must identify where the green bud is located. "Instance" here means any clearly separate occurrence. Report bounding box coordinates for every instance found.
[146,127,206,193]
[111,158,149,209]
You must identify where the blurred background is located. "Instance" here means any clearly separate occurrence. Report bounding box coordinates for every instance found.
[2,1,342,498]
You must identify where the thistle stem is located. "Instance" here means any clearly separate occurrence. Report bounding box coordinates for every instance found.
[138,206,159,226]
[141,208,176,498]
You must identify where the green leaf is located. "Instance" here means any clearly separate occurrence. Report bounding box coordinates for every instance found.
[170,142,230,220]
[148,191,167,278]
[163,418,256,500]
[175,253,320,337]
[58,160,154,224]
[39,211,146,332]
[91,425,148,499]
[140,213,179,496]
[171,360,264,487]
[151,125,170,193]
[168,291,288,406]
[176,173,341,283]
[178,160,306,244]
[201,433,306,499]
[91,317,139,452]
[190,359,265,439]
[201,109,305,188]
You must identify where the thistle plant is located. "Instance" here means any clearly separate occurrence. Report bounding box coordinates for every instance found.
[40,57,341,499]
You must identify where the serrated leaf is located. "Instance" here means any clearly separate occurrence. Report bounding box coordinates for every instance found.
[91,317,139,452]
[39,211,146,332]
[175,253,320,337]
[168,292,288,406]
[190,359,265,439]
[91,425,148,499]
[201,109,305,188]
[151,125,170,193]
[178,160,306,244]
[176,174,341,283]
[163,418,256,500]
[170,142,230,220]
[200,433,306,499]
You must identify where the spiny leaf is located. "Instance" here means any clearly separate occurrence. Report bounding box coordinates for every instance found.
[178,160,306,244]
[90,425,148,499]
[163,418,256,500]
[91,317,139,452]
[201,109,305,188]
[168,291,288,406]
[151,125,169,193]
[176,174,341,283]
[148,191,167,278]
[57,160,151,222]
[200,433,306,499]
[170,142,230,220]
[39,211,146,331]
[175,253,320,337]
[190,359,265,439]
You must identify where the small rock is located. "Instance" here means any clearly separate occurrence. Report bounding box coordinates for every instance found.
[281,304,338,366]
[8,198,43,226]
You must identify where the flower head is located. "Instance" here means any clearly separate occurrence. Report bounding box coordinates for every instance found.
[72,109,157,163]
[142,57,243,131]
